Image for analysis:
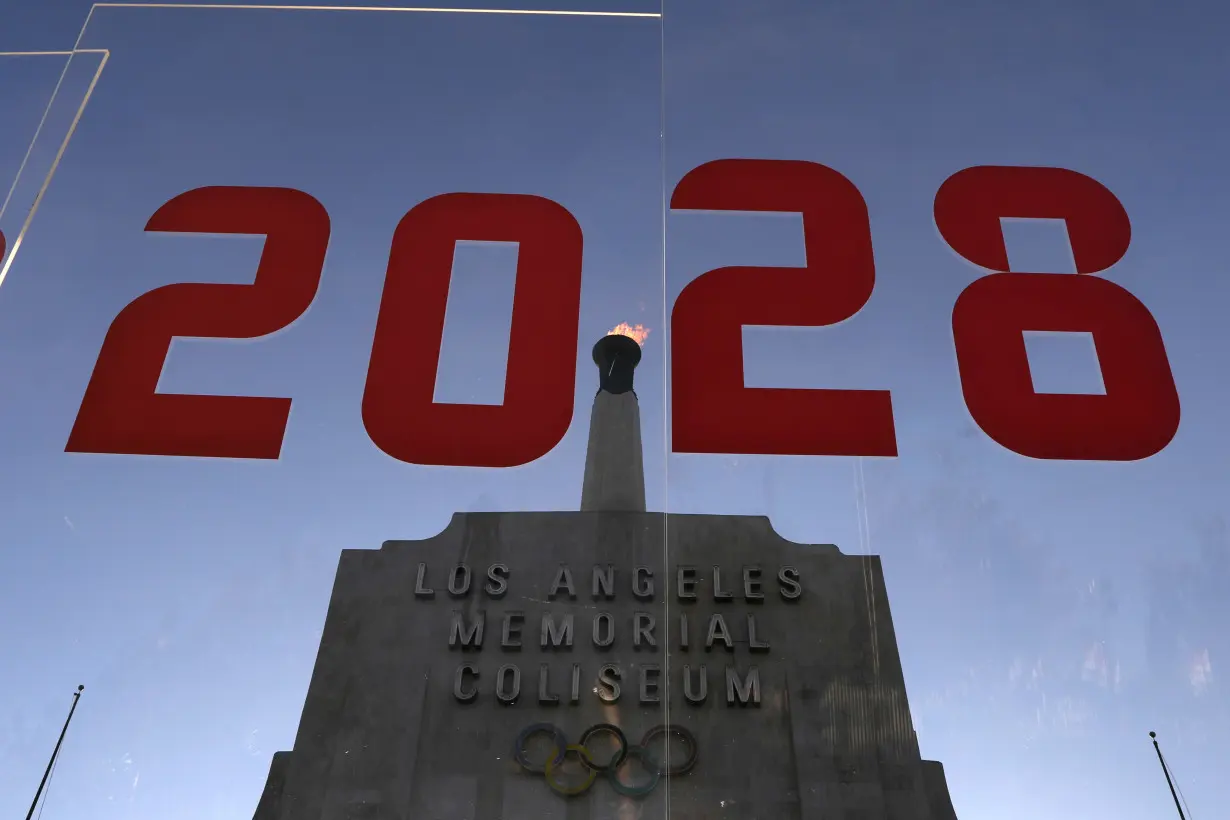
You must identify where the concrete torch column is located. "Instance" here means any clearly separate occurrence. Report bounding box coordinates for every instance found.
[580,333,646,513]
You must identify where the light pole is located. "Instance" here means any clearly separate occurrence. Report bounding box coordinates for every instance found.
[1149,730,1187,820]
[25,685,84,820]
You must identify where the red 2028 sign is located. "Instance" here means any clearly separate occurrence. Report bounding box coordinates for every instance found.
[62,160,1181,467]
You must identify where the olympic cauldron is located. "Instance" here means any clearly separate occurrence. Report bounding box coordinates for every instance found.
[252,334,960,820]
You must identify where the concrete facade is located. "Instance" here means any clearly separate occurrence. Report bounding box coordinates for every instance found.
[253,336,959,820]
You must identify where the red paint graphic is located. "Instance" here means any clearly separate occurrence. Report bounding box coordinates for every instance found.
[669,158,897,456]
[935,165,1180,461]
[0,229,6,262]
[65,162,1179,466]
[66,186,331,459]
[361,192,583,467]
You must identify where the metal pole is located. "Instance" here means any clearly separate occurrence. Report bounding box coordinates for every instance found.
[25,685,84,820]
[1149,731,1187,820]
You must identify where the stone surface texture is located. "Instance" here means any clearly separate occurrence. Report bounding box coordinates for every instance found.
[253,336,959,820]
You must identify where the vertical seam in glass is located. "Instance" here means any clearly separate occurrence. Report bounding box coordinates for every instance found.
[0,52,73,226]
[658,0,671,808]
[0,0,103,292]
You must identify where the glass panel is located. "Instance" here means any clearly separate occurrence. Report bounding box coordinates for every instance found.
[0,5,664,819]
[9,3,1226,820]
[0,49,103,287]
[664,3,1226,820]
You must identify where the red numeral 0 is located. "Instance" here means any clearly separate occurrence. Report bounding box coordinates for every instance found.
[935,165,1180,461]
[361,193,583,467]
[66,187,330,459]
[670,159,897,456]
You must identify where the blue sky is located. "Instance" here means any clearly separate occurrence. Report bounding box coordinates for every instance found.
[1,1,1227,818]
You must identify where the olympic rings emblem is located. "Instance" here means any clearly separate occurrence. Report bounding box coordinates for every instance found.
[513,723,698,798]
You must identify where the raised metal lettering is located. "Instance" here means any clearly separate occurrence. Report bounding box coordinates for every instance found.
[684,665,708,704]
[485,563,509,597]
[453,664,479,703]
[449,611,485,649]
[633,612,657,649]
[502,612,524,649]
[592,564,615,600]
[538,664,559,705]
[540,613,574,649]
[779,566,802,600]
[448,564,471,597]
[414,563,434,598]
[725,666,761,706]
[592,612,615,647]
[549,565,576,600]
[633,566,653,600]
[597,664,622,703]
[743,566,764,600]
[677,566,697,600]
[748,614,770,652]
[706,614,734,651]
[639,664,661,704]
[496,664,521,703]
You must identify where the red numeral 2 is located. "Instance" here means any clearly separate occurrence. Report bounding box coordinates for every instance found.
[66,188,582,467]
[935,165,1180,461]
[66,187,330,459]
[669,159,897,456]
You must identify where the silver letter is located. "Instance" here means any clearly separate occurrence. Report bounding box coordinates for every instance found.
[485,564,509,597]
[634,612,657,649]
[570,663,581,703]
[743,566,764,600]
[414,563,434,598]
[639,664,661,703]
[453,664,479,703]
[748,614,770,652]
[684,665,708,704]
[592,564,615,600]
[502,612,524,649]
[540,613,574,649]
[449,611,485,649]
[597,664,622,703]
[592,612,614,647]
[549,565,576,600]
[705,614,734,651]
[725,666,761,706]
[496,664,521,703]
[712,566,733,600]
[778,566,802,600]
[448,564,471,597]
[677,566,697,600]
[633,566,654,600]
[679,613,689,650]
[538,664,559,705]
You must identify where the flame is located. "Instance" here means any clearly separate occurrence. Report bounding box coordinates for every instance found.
[607,322,651,346]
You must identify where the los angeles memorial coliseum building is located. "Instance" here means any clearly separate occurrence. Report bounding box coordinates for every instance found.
[252,333,960,820]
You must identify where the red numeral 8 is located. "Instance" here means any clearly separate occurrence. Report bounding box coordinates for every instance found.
[935,165,1180,461]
